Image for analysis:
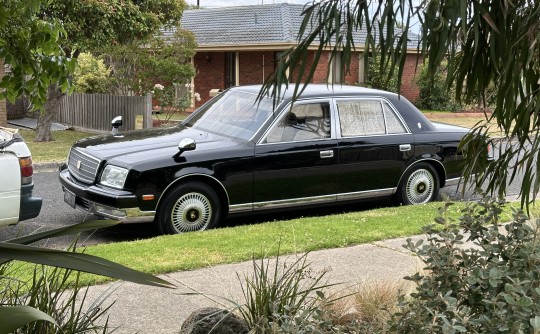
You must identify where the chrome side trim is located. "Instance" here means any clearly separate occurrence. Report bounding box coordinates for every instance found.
[228,203,254,213]
[254,194,336,210]
[444,177,462,187]
[336,188,396,201]
[230,188,397,213]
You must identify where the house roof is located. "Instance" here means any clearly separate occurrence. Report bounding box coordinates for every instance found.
[162,3,419,50]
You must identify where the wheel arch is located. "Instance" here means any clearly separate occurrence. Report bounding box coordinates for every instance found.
[156,174,230,217]
[398,158,447,189]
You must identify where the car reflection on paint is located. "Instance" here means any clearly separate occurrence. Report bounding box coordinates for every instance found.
[59,84,474,234]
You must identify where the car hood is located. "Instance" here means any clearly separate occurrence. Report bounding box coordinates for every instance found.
[73,125,244,162]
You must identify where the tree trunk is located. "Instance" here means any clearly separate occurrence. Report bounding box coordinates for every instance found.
[34,84,65,142]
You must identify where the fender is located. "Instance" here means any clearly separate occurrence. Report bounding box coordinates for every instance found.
[396,158,447,189]
[155,172,230,213]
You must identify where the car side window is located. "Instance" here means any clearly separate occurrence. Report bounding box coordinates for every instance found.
[337,100,385,136]
[264,102,331,143]
[337,99,407,137]
[383,101,407,134]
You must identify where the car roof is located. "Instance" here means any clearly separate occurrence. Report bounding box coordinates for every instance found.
[230,84,400,101]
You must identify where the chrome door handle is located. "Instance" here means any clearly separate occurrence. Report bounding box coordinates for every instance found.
[320,150,334,158]
[399,144,412,152]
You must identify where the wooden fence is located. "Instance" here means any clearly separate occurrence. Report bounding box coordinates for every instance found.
[56,93,152,132]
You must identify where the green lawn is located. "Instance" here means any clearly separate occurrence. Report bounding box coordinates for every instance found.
[18,129,93,163]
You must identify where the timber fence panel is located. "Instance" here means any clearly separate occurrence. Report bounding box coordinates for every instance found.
[57,93,147,132]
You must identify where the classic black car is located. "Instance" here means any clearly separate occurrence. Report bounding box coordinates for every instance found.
[59,84,470,234]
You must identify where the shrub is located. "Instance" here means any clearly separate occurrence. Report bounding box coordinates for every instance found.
[236,252,355,333]
[73,53,111,94]
[365,55,399,93]
[389,197,540,333]
[415,64,459,111]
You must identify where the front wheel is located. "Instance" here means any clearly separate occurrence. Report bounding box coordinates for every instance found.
[156,182,221,234]
[396,163,439,205]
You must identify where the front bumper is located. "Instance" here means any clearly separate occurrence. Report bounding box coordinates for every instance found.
[59,168,154,223]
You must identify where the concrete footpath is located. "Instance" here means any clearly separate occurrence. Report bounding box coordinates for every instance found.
[84,236,424,334]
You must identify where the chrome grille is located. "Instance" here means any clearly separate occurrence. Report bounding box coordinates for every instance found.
[67,148,101,184]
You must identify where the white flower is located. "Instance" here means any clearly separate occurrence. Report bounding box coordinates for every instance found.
[194,92,201,102]
[153,83,164,91]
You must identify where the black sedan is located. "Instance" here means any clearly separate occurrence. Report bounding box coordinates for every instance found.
[60,84,470,234]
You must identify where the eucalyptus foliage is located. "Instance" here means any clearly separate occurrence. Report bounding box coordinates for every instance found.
[261,0,540,207]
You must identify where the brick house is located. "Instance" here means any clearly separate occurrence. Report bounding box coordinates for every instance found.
[164,3,422,108]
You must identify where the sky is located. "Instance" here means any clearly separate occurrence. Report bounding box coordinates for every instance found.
[186,0,314,7]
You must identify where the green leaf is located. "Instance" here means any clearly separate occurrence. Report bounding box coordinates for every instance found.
[0,306,57,334]
[530,316,540,332]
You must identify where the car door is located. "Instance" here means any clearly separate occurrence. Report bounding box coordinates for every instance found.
[253,100,340,207]
[335,98,415,196]
[0,152,21,226]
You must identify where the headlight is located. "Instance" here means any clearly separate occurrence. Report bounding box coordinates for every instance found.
[100,165,128,189]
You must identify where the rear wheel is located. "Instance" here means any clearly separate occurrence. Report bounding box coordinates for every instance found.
[156,182,221,234]
[396,163,439,205]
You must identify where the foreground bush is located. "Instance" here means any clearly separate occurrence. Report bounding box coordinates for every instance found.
[0,261,112,333]
[390,197,540,333]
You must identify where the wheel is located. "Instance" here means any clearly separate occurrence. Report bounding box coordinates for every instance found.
[156,182,221,234]
[396,163,439,205]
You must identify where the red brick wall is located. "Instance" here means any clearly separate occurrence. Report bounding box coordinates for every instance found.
[344,53,360,85]
[193,52,226,108]
[239,51,275,85]
[400,54,422,102]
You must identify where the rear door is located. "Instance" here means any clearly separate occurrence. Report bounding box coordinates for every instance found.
[0,152,21,226]
[335,98,415,195]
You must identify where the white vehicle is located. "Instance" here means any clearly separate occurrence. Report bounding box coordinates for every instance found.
[0,126,42,226]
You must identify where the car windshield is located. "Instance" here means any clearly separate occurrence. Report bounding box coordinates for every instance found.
[182,90,279,140]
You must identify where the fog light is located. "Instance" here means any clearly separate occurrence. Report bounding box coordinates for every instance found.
[94,204,127,218]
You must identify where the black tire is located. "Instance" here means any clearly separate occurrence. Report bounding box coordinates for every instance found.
[395,163,439,205]
[156,182,221,234]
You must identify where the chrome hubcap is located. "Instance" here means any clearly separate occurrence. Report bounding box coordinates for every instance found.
[171,192,212,233]
[405,169,434,204]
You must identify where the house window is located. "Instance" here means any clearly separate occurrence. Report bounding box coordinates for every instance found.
[329,52,344,84]
[225,52,236,88]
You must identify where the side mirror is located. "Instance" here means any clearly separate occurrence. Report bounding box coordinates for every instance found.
[173,138,196,159]
[111,116,122,135]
